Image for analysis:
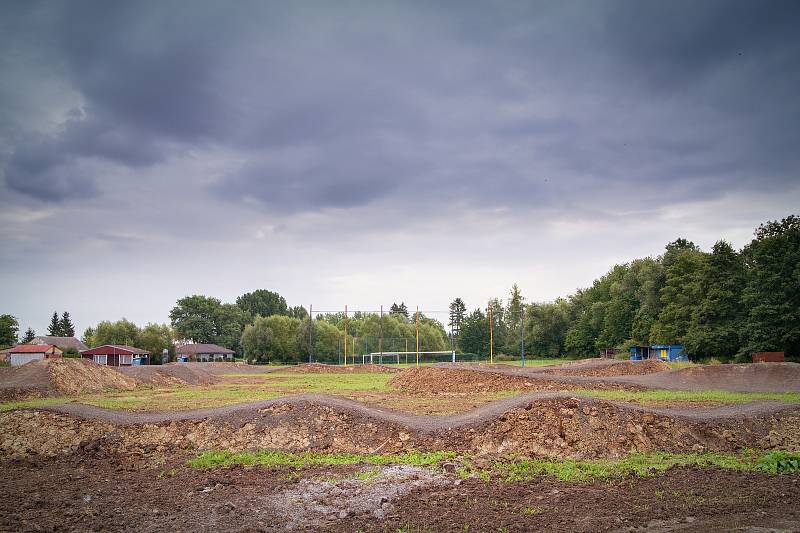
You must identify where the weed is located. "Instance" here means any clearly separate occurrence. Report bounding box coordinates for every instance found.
[521,505,546,516]
[187,449,456,469]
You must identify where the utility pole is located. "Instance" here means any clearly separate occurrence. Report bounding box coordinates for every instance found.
[488,304,494,364]
[415,306,420,367]
[380,305,384,360]
[344,305,348,366]
[308,304,313,364]
[520,305,525,368]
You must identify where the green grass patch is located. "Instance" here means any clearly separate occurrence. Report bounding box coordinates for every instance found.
[80,387,282,411]
[0,397,69,412]
[572,388,800,405]
[221,372,394,393]
[187,449,456,469]
[487,450,800,482]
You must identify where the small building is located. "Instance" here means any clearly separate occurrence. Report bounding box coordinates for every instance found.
[8,344,63,366]
[81,345,150,366]
[29,336,89,352]
[630,344,688,362]
[176,343,235,362]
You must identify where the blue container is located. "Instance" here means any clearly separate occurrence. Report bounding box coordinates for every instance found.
[132,357,143,366]
[178,356,189,363]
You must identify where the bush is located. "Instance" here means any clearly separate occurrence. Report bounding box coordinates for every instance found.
[755,451,800,474]
[62,347,80,358]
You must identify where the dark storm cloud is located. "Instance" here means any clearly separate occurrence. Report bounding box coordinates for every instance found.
[1,0,798,211]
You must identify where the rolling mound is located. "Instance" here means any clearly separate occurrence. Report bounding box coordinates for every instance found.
[0,359,138,400]
[2,393,798,460]
[281,363,399,374]
[389,367,642,393]
[634,362,800,392]
[117,364,219,386]
[540,358,670,377]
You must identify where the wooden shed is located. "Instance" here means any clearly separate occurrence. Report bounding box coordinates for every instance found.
[8,344,63,366]
[81,345,150,366]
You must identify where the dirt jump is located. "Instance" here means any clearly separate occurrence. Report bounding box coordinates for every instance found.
[1,393,798,460]
[117,363,220,385]
[537,358,670,376]
[0,359,138,401]
[280,363,399,374]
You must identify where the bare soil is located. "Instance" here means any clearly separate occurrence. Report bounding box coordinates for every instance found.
[118,363,220,386]
[0,359,138,401]
[281,363,399,374]
[1,453,798,532]
[3,394,798,460]
[539,358,671,377]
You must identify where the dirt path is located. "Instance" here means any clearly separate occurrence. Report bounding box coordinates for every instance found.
[40,392,800,428]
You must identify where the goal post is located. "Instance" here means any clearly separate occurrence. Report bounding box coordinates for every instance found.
[360,350,456,365]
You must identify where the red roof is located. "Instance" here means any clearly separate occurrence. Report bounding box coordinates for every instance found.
[81,345,150,356]
[10,344,59,353]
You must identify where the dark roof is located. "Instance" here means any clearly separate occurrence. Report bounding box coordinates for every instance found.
[31,336,89,351]
[176,343,235,355]
[81,345,150,356]
[10,344,60,353]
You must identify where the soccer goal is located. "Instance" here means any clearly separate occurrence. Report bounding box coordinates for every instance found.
[360,351,456,365]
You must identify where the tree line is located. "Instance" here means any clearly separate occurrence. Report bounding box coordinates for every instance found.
[449,215,799,361]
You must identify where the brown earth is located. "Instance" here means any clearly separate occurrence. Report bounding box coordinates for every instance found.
[281,363,399,374]
[390,366,645,393]
[2,394,798,460]
[1,453,798,532]
[0,359,138,401]
[539,358,671,377]
[117,363,220,386]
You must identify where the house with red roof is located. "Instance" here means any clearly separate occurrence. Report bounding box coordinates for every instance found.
[8,344,63,366]
[81,345,150,366]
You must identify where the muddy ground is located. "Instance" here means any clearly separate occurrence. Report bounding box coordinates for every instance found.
[2,452,798,532]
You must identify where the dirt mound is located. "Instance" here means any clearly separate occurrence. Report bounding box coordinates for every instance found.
[389,367,641,393]
[634,362,800,392]
[117,364,219,386]
[541,359,670,377]
[0,359,138,400]
[282,363,399,374]
[3,394,798,460]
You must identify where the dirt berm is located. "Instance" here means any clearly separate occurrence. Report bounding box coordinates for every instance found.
[281,363,399,374]
[0,359,138,401]
[117,364,219,386]
[2,394,798,460]
[390,367,645,393]
[538,358,670,377]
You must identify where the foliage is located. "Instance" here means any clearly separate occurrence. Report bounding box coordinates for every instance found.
[241,315,301,362]
[21,327,36,344]
[138,323,174,362]
[62,347,80,358]
[0,314,19,347]
[92,318,140,346]
[389,302,409,320]
[448,298,466,337]
[458,309,489,355]
[754,450,800,474]
[235,289,288,319]
[47,312,61,336]
[170,295,248,351]
[60,311,75,337]
[187,449,455,469]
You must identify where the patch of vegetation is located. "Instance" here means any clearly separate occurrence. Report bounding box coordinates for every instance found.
[80,387,283,411]
[187,449,456,469]
[462,451,800,483]
[521,506,546,516]
[220,372,394,393]
[572,388,800,405]
[0,397,69,412]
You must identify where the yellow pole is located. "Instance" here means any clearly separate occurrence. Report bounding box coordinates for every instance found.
[415,306,420,367]
[344,305,348,366]
[488,305,494,364]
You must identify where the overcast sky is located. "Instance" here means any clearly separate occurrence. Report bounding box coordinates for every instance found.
[1,0,799,335]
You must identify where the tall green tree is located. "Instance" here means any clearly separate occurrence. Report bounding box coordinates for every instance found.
[138,323,175,362]
[524,300,571,357]
[47,311,61,336]
[683,241,745,359]
[93,319,141,346]
[0,314,19,347]
[170,295,248,351]
[241,315,301,362]
[448,298,467,338]
[235,289,288,318]
[60,312,75,337]
[389,302,409,320]
[650,240,705,344]
[740,215,800,358]
[82,327,96,347]
[458,309,489,355]
[240,316,274,362]
[21,327,36,344]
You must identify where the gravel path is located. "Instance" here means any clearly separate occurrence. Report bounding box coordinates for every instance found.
[40,392,800,429]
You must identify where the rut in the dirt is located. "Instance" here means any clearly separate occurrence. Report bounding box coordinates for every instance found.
[2,394,798,460]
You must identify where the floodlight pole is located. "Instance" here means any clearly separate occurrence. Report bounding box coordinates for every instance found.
[344,305,348,366]
[488,305,494,364]
[520,305,525,368]
[308,304,313,364]
[380,305,384,360]
[415,306,420,367]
